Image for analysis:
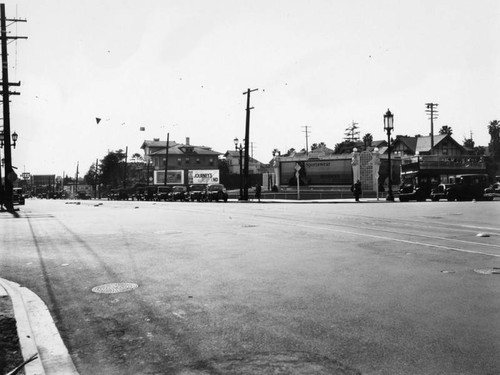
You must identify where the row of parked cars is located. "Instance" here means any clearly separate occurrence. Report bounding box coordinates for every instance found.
[398,174,500,202]
[107,183,229,202]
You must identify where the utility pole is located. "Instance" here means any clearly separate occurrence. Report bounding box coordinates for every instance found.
[425,103,439,148]
[1,4,26,211]
[302,125,311,156]
[164,132,169,185]
[75,162,79,197]
[242,88,258,200]
[123,146,128,189]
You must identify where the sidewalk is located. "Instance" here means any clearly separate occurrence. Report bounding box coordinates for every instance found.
[0,278,78,375]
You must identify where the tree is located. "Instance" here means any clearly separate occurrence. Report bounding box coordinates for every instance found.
[84,162,98,186]
[130,153,144,163]
[311,142,327,151]
[463,137,475,149]
[439,125,453,135]
[99,149,127,189]
[362,133,373,148]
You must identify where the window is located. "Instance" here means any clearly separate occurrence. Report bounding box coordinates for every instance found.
[209,158,214,165]
[186,157,190,164]
[196,158,200,164]
[177,158,181,166]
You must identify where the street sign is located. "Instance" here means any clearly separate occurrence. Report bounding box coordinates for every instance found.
[21,172,30,180]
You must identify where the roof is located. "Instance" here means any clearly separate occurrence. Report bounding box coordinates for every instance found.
[224,150,263,164]
[141,140,177,149]
[415,134,448,153]
[150,144,221,156]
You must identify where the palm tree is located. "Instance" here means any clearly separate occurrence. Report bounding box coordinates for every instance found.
[439,125,453,135]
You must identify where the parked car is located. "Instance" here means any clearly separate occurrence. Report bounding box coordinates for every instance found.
[484,182,500,200]
[444,174,490,201]
[169,185,188,201]
[202,184,228,202]
[13,188,25,205]
[144,186,158,201]
[77,191,92,200]
[154,186,172,201]
[131,187,146,201]
[398,182,430,202]
[186,184,206,202]
[430,184,452,201]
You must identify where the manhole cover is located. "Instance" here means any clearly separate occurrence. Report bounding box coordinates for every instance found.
[473,269,500,275]
[91,283,139,294]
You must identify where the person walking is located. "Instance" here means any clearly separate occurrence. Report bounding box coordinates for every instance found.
[352,179,362,202]
[255,184,262,203]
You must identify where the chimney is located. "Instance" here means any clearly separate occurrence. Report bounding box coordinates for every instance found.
[186,137,190,145]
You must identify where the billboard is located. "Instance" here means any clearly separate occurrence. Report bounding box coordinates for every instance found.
[154,170,183,185]
[280,159,353,185]
[188,170,220,184]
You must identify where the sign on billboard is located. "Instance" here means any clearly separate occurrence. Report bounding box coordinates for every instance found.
[188,170,219,184]
[154,170,183,185]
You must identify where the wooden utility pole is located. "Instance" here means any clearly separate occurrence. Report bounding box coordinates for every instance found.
[123,146,128,189]
[425,103,439,148]
[242,88,258,200]
[164,132,170,185]
[0,3,26,211]
[302,125,311,156]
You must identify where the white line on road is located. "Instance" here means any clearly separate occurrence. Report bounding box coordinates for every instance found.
[265,219,500,258]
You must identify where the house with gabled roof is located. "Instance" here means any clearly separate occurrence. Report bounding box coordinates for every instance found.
[141,137,222,185]
[392,134,465,157]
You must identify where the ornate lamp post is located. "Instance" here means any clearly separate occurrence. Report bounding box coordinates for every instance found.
[11,131,18,148]
[383,109,395,201]
[234,137,244,200]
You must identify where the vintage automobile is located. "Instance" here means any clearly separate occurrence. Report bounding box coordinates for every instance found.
[154,186,172,201]
[430,184,452,201]
[169,185,188,201]
[444,174,490,201]
[398,182,430,202]
[77,191,92,200]
[484,182,500,200]
[186,184,206,202]
[12,188,25,205]
[202,184,228,202]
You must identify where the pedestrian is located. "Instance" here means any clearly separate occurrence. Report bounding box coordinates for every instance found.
[351,179,362,202]
[0,188,5,211]
[255,184,262,202]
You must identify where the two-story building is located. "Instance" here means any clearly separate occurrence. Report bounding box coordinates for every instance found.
[395,134,487,192]
[141,137,222,185]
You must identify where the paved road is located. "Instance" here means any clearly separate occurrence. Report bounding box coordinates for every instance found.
[1,199,499,374]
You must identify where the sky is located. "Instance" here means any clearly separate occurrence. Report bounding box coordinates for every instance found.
[3,0,500,176]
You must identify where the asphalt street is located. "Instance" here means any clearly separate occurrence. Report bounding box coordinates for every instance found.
[1,198,499,374]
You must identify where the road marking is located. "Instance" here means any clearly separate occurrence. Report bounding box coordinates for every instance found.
[266,219,500,258]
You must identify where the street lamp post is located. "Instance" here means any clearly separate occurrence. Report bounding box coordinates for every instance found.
[0,131,3,207]
[384,109,395,201]
[234,137,244,200]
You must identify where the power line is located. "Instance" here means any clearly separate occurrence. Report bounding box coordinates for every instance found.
[425,103,439,148]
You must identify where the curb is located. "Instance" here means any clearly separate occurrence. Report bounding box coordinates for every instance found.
[0,278,79,375]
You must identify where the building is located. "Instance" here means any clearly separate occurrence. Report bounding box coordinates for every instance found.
[141,137,222,185]
[224,150,265,174]
[396,134,487,191]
